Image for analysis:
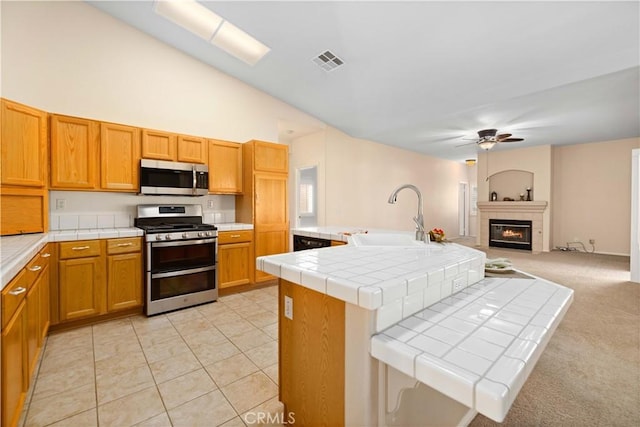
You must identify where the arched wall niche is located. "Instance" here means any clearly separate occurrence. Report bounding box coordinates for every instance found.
[488,169,534,201]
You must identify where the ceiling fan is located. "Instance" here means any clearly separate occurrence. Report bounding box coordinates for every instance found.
[459,128,524,150]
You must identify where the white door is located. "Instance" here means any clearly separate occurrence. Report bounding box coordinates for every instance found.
[297,166,318,228]
[631,149,639,283]
[458,182,468,236]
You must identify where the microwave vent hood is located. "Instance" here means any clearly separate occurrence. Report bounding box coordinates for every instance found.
[140,159,209,196]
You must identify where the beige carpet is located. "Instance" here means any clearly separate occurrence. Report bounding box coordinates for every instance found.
[455,242,640,426]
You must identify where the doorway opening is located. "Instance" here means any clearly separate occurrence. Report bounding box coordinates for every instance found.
[297,166,318,228]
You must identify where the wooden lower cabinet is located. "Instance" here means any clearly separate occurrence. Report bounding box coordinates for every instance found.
[218,230,253,288]
[1,301,26,427]
[58,240,106,322]
[107,251,142,311]
[279,279,345,426]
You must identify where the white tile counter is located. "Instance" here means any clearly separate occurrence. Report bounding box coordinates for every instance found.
[215,223,254,231]
[371,276,573,422]
[0,228,143,290]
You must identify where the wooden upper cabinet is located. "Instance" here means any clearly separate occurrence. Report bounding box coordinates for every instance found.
[177,134,207,164]
[100,122,141,191]
[1,99,47,187]
[253,140,288,174]
[208,139,242,194]
[142,129,177,161]
[50,114,100,189]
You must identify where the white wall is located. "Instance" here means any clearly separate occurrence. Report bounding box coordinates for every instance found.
[632,149,639,282]
[289,130,327,228]
[316,128,467,236]
[553,138,640,255]
[1,1,324,143]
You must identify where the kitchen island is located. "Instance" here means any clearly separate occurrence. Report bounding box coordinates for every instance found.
[257,234,573,426]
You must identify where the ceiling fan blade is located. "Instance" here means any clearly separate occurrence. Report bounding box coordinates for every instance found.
[496,133,512,140]
[499,138,524,142]
[456,142,477,147]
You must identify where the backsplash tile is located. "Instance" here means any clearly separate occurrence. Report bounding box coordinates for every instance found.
[59,215,79,230]
[78,215,98,229]
[97,215,115,229]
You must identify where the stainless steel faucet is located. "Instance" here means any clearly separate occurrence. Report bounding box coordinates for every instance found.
[387,184,428,243]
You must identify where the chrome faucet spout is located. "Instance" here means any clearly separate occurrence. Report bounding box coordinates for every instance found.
[388,184,427,242]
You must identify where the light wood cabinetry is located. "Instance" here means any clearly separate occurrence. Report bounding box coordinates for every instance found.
[279,279,345,426]
[1,245,50,427]
[106,237,142,311]
[236,141,289,283]
[100,123,140,191]
[218,230,253,288]
[0,99,47,187]
[1,99,49,236]
[177,134,207,164]
[141,129,177,161]
[58,240,106,322]
[208,139,243,194]
[50,114,100,189]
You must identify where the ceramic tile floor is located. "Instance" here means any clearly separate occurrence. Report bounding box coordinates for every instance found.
[20,286,283,427]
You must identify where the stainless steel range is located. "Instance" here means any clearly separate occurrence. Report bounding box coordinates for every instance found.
[135,204,218,316]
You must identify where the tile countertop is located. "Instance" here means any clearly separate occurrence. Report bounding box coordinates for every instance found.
[291,225,391,243]
[0,223,253,290]
[257,241,486,310]
[371,276,573,423]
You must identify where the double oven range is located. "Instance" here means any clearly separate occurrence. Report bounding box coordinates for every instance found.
[135,204,218,316]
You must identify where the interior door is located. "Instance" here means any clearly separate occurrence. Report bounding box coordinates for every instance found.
[458,182,468,236]
[297,166,318,228]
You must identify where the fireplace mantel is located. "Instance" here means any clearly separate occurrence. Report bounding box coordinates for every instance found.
[477,201,548,213]
[477,201,548,252]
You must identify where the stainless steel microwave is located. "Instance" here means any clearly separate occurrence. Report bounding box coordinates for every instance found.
[140,159,209,196]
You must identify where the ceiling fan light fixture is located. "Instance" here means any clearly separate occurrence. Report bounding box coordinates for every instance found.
[478,140,496,150]
[465,159,477,166]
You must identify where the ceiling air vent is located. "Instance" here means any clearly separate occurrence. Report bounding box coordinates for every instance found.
[312,50,344,72]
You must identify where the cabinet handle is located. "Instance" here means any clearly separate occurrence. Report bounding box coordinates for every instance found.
[8,287,26,296]
[72,246,90,251]
[230,234,241,238]
[41,253,51,258]
[28,265,42,272]
[116,243,133,247]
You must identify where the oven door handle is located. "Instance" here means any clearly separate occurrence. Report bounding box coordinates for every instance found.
[151,265,216,279]
[151,238,217,248]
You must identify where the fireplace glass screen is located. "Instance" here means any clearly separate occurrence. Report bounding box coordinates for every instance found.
[489,219,532,250]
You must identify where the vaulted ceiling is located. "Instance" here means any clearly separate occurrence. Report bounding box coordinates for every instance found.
[89,1,640,161]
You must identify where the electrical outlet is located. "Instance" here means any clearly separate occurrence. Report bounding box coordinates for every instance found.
[207,200,215,209]
[452,277,465,293]
[56,199,66,210]
[589,239,595,245]
[284,295,293,320]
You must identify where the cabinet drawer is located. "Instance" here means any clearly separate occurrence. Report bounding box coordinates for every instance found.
[24,248,50,289]
[219,230,253,244]
[107,237,142,255]
[59,240,102,259]
[2,270,28,328]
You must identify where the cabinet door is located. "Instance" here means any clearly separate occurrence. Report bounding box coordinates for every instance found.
[50,115,100,189]
[1,99,47,187]
[26,278,40,380]
[59,256,105,321]
[177,135,207,164]
[253,140,288,174]
[254,172,289,282]
[1,301,26,427]
[209,139,242,194]
[142,129,177,161]
[100,123,140,191]
[107,252,142,312]
[219,242,252,288]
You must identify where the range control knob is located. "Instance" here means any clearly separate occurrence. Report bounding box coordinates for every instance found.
[155,234,163,241]
[165,234,172,240]
[206,231,213,237]
[182,232,189,239]
[198,232,205,237]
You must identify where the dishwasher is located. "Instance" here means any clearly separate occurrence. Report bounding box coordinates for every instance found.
[293,234,332,251]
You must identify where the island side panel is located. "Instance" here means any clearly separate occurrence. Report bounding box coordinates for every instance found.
[279,279,345,426]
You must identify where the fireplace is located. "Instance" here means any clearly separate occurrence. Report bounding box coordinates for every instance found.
[489,219,532,251]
